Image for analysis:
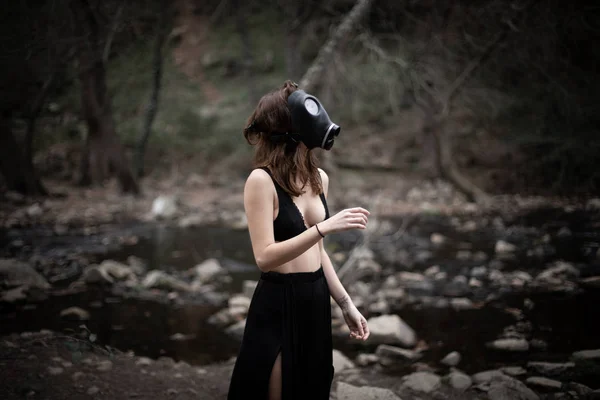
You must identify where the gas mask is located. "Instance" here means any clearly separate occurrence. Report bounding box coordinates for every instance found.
[287,90,340,150]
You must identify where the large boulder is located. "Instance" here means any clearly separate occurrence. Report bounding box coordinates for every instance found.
[366,314,416,347]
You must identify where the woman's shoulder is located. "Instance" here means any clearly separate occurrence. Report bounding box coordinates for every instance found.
[245,168,273,188]
[317,168,329,184]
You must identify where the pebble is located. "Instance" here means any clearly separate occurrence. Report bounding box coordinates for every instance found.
[87,386,100,395]
[440,351,461,367]
[47,366,64,376]
[487,338,529,352]
[96,360,113,371]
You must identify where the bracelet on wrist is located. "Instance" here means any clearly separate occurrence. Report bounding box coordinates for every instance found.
[315,223,325,238]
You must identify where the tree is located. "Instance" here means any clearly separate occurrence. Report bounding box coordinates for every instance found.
[71,0,139,194]
[298,0,374,173]
[135,1,170,178]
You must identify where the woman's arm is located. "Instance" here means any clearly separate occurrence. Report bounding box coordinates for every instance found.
[318,169,369,340]
[244,169,324,272]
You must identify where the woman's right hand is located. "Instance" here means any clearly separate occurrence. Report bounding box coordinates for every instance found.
[319,207,370,235]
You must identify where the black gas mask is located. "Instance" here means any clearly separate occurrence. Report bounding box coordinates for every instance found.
[287,90,340,150]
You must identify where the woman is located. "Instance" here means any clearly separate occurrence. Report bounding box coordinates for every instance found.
[227,80,370,400]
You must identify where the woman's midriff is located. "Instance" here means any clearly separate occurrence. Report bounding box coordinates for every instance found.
[270,241,322,274]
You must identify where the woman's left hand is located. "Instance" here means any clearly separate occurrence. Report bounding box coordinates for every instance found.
[342,304,370,341]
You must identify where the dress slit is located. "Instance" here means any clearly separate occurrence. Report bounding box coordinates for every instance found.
[228,267,334,400]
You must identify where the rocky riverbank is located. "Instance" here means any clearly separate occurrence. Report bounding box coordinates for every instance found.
[2,329,599,399]
[2,175,600,399]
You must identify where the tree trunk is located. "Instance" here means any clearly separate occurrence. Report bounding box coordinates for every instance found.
[298,0,373,174]
[135,3,169,178]
[428,116,491,204]
[299,0,373,92]
[0,118,47,195]
[73,0,139,194]
[234,0,257,104]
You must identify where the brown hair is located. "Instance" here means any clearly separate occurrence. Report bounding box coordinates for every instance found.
[243,80,322,197]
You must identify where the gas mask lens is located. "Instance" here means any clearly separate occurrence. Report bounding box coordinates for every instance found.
[304,98,319,115]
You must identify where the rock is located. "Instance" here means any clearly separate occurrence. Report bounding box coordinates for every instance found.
[375,344,422,362]
[527,361,575,375]
[446,371,472,391]
[557,227,572,237]
[441,351,461,367]
[572,349,600,360]
[242,280,258,298]
[136,357,153,366]
[1,285,28,302]
[472,370,507,384]
[381,288,405,302]
[355,353,379,367]
[536,261,579,284]
[398,271,427,282]
[456,250,471,261]
[0,259,50,289]
[151,195,178,219]
[488,375,540,400]
[98,260,135,281]
[193,258,224,283]
[178,214,205,228]
[142,270,191,292]
[580,276,600,289]
[469,277,483,287]
[228,295,251,311]
[169,333,195,341]
[96,360,113,372]
[82,265,114,284]
[471,266,488,278]
[72,371,85,381]
[495,240,517,254]
[368,299,390,314]
[526,376,562,390]
[450,298,474,310]
[225,319,246,340]
[563,382,593,396]
[586,198,600,210]
[47,366,64,376]
[430,233,446,245]
[26,203,43,217]
[337,382,401,400]
[87,386,100,395]
[60,307,90,321]
[424,265,440,277]
[401,371,441,393]
[333,349,355,372]
[487,338,529,352]
[501,366,527,376]
[367,314,416,347]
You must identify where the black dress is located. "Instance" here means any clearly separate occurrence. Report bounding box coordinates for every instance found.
[227,168,333,400]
